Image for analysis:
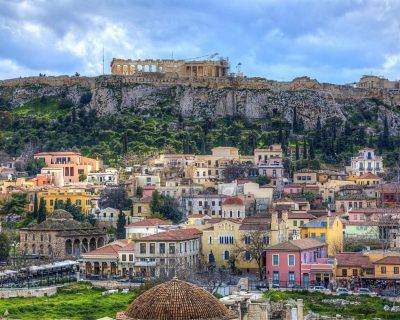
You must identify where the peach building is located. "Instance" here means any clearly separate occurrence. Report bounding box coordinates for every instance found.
[34,152,102,184]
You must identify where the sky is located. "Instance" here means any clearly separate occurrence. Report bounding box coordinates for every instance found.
[0,0,399,83]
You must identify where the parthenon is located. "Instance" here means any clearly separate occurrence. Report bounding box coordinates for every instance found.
[110,58,230,78]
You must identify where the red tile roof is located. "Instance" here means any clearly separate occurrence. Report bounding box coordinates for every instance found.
[118,241,135,252]
[335,252,373,268]
[82,240,127,257]
[374,256,400,265]
[125,218,171,228]
[288,211,316,220]
[358,173,380,179]
[140,228,202,241]
[223,197,244,206]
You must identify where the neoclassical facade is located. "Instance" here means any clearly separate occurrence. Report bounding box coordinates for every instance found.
[19,209,107,260]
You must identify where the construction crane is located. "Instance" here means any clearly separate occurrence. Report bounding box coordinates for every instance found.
[183,52,219,61]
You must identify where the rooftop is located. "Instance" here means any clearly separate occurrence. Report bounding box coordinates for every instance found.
[335,252,373,268]
[266,238,325,251]
[125,218,171,228]
[139,228,202,241]
[223,196,244,206]
[374,256,400,265]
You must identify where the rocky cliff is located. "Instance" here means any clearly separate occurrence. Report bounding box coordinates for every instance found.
[1,75,399,134]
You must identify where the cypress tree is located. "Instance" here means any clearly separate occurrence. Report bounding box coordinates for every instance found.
[383,116,391,149]
[292,107,298,133]
[302,137,307,160]
[37,198,46,223]
[33,193,38,218]
[309,139,315,159]
[295,141,300,161]
[116,209,126,240]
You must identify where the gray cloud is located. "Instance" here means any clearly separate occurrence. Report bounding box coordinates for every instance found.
[0,0,399,83]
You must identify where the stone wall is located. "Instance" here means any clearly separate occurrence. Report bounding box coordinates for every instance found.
[0,286,58,298]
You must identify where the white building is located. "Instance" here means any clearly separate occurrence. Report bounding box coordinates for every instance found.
[135,175,161,188]
[87,168,118,185]
[124,218,175,240]
[181,194,226,217]
[350,148,384,176]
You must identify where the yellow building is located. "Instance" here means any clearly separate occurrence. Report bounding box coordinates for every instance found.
[201,214,287,274]
[348,173,381,186]
[31,187,97,215]
[373,256,400,279]
[300,215,344,256]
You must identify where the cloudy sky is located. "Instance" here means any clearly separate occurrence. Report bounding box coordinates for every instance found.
[0,0,399,83]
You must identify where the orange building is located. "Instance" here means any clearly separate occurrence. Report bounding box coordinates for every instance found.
[34,152,102,184]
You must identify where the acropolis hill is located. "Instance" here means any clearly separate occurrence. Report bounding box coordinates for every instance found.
[0,63,399,134]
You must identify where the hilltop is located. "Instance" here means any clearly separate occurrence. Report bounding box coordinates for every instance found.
[0,74,399,167]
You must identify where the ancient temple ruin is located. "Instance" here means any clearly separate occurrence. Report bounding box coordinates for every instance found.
[110,58,229,78]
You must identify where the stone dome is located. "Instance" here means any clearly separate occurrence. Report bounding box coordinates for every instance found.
[49,209,73,220]
[122,278,237,320]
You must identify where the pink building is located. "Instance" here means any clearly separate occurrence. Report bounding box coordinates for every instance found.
[265,238,332,288]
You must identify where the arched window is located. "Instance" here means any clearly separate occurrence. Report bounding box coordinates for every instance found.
[244,251,251,261]
[224,250,230,260]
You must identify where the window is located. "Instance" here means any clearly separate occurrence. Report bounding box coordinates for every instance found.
[50,199,54,206]
[395,267,399,274]
[293,220,297,227]
[272,254,279,266]
[300,220,304,226]
[199,201,203,206]
[288,255,295,266]
[159,243,166,254]
[224,250,230,260]
[381,266,386,274]
[212,201,215,206]
[122,254,126,261]
[352,269,358,276]
[139,243,146,254]
[244,235,251,244]
[169,243,175,254]
[138,206,142,213]
[150,243,155,254]
[342,269,347,277]
[129,254,133,262]
[244,251,251,261]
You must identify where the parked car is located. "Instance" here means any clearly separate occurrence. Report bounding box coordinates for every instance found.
[310,285,329,293]
[272,283,280,289]
[356,287,377,296]
[288,283,303,290]
[336,287,351,295]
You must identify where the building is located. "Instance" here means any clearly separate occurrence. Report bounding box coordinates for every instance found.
[300,215,344,256]
[221,196,246,219]
[256,157,285,190]
[356,75,399,89]
[81,240,128,277]
[133,228,202,277]
[29,187,98,215]
[287,211,316,240]
[334,252,374,285]
[19,209,107,259]
[34,151,102,184]
[125,218,173,240]
[111,57,230,78]
[253,145,283,163]
[134,175,160,188]
[335,194,377,212]
[131,196,152,218]
[349,173,381,186]
[373,256,400,279]
[87,168,118,185]
[378,183,400,207]
[265,239,331,288]
[293,170,318,185]
[349,148,384,176]
[181,194,225,216]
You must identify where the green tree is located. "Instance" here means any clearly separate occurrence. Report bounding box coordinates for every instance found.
[37,198,47,223]
[0,233,10,261]
[64,198,84,221]
[136,186,143,198]
[256,175,271,186]
[308,139,315,159]
[150,190,163,214]
[302,137,307,160]
[295,140,300,161]
[116,210,126,239]
[0,193,28,216]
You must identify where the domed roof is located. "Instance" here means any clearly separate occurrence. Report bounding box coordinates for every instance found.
[49,209,73,220]
[123,278,237,320]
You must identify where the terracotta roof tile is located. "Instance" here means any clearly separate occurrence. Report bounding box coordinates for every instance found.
[82,241,126,257]
[374,256,400,265]
[266,239,325,251]
[335,252,373,268]
[223,196,244,206]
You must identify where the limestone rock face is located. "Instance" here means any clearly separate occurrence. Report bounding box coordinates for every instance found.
[1,75,399,135]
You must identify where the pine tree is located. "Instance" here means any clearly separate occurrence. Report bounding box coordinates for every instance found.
[33,193,38,218]
[37,198,46,223]
[292,107,298,133]
[116,210,126,240]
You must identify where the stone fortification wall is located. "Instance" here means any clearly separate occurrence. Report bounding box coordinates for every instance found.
[0,286,58,298]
